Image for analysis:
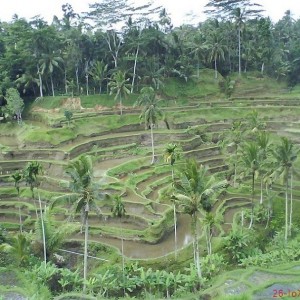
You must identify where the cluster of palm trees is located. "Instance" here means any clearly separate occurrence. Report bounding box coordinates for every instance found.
[223,112,299,242]
[163,110,299,282]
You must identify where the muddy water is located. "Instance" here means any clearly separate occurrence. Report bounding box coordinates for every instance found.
[73,214,193,259]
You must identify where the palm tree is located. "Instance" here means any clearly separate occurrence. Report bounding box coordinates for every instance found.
[34,207,75,261]
[240,142,261,228]
[201,212,222,255]
[15,73,39,95]
[173,159,227,279]
[39,51,64,97]
[256,131,272,204]
[225,120,244,187]
[0,234,30,266]
[52,154,103,291]
[109,70,131,115]
[271,137,299,241]
[206,31,226,79]
[23,161,43,199]
[135,87,169,164]
[111,195,126,296]
[23,161,46,263]
[164,143,179,259]
[163,143,178,180]
[11,171,23,233]
[89,60,108,94]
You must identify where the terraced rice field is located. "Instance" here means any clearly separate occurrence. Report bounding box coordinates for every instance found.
[1,95,300,259]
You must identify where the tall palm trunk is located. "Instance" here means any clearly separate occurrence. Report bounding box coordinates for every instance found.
[119,95,123,116]
[150,124,155,164]
[171,165,177,260]
[248,171,254,229]
[173,202,177,260]
[131,44,140,94]
[238,28,241,76]
[38,190,47,266]
[83,209,89,292]
[37,64,43,98]
[75,66,80,94]
[86,74,89,96]
[289,171,293,237]
[214,58,218,79]
[285,175,289,243]
[192,213,201,279]
[121,230,125,296]
[19,206,23,233]
[260,178,263,204]
[50,74,55,97]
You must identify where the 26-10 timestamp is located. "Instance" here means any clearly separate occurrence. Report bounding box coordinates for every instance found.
[273,289,300,298]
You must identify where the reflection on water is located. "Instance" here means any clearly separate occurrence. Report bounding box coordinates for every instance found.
[183,234,193,246]
[87,214,193,259]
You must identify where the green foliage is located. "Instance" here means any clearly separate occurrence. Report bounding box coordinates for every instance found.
[240,239,300,267]
[64,110,73,125]
[222,229,255,264]
[25,262,82,295]
[201,253,227,279]
[4,88,24,123]
[219,77,236,98]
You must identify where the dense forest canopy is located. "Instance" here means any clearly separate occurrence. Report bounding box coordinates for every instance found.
[0,0,299,101]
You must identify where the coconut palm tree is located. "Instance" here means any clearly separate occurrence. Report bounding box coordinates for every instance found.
[39,51,64,97]
[0,234,30,266]
[173,159,227,279]
[52,154,103,292]
[23,161,43,199]
[239,142,261,228]
[224,120,245,187]
[34,207,75,261]
[89,60,108,94]
[206,31,226,79]
[201,211,222,255]
[11,171,23,233]
[256,131,272,204]
[23,161,46,264]
[271,137,299,241]
[135,86,169,164]
[111,195,126,296]
[164,143,180,259]
[109,70,131,115]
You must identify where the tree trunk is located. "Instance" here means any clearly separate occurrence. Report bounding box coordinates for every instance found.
[131,44,140,93]
[86,74,89,96]
[192,213,201,279]
[121,234,125,296]
[248,171,254,229]
[38,191,47,266]
[173,202,177,260]
[285,177,289,243]
[238,28,241,76]
[119,96,123,116]
[37,64,43,98]
[260,178,263,204]
[19,205,23,233]
[214,59,218,79]
[64,69,68,95]
[289,171,293,237]
[76,66,79,95]
[50,74,55,97]
[83,210,89,292]
[261,62,265,75]
[150,124,155,164]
